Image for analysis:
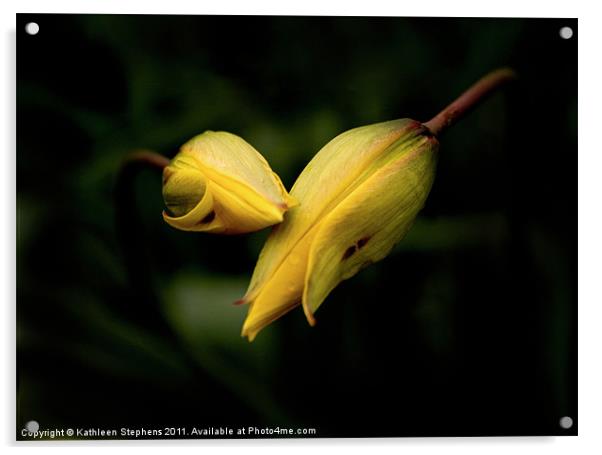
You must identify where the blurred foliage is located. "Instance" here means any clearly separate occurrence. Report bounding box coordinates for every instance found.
[17,15,576,437]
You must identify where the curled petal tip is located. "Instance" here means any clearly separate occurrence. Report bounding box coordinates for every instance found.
[241,316,260,342]
[242,330,257,343]
[161,131,294,234]
[302,302,317,327]
[307,314,317,327]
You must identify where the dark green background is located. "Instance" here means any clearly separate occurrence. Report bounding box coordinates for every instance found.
[17,15,577,438]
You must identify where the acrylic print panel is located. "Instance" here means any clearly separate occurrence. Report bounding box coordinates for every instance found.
[16,14,577,439]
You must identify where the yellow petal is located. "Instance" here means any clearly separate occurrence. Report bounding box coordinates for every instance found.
[183,131,294,209]
[241,227,319,341]
[162,181,225,233]
[302,136,438,319]
[243,119,425,301]
[162,155,206,218]
[162,154,225,232]
[162,131,296,234]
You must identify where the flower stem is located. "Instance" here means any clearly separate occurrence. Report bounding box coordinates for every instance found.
[119,150,171,173]
[423,67,517,137]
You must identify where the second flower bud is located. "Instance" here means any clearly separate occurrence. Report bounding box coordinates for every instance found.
[162,131,296,234]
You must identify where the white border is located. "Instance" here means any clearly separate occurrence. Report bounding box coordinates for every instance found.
[2,1,601,454]
[0,0,587,17]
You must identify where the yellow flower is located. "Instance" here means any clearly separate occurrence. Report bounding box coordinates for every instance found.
[162,131,296,234]
[239,119,438,340]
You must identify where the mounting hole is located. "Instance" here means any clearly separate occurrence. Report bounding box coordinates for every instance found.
[559,416,573,429]
[25,420,39,433]
[559,26,573,39]
[25,22,39,35]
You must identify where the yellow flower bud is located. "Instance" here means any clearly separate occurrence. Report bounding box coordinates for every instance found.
[162,131,297,234]
[239,119,438,340]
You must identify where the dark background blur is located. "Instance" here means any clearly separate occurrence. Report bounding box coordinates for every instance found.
[16,14,577,438]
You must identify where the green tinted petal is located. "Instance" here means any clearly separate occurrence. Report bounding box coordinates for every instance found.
[243,119,425,301]
[302,138,438,319]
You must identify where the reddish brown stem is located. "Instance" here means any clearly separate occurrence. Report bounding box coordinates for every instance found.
[120,150,170,171]
[423,68,517,137]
